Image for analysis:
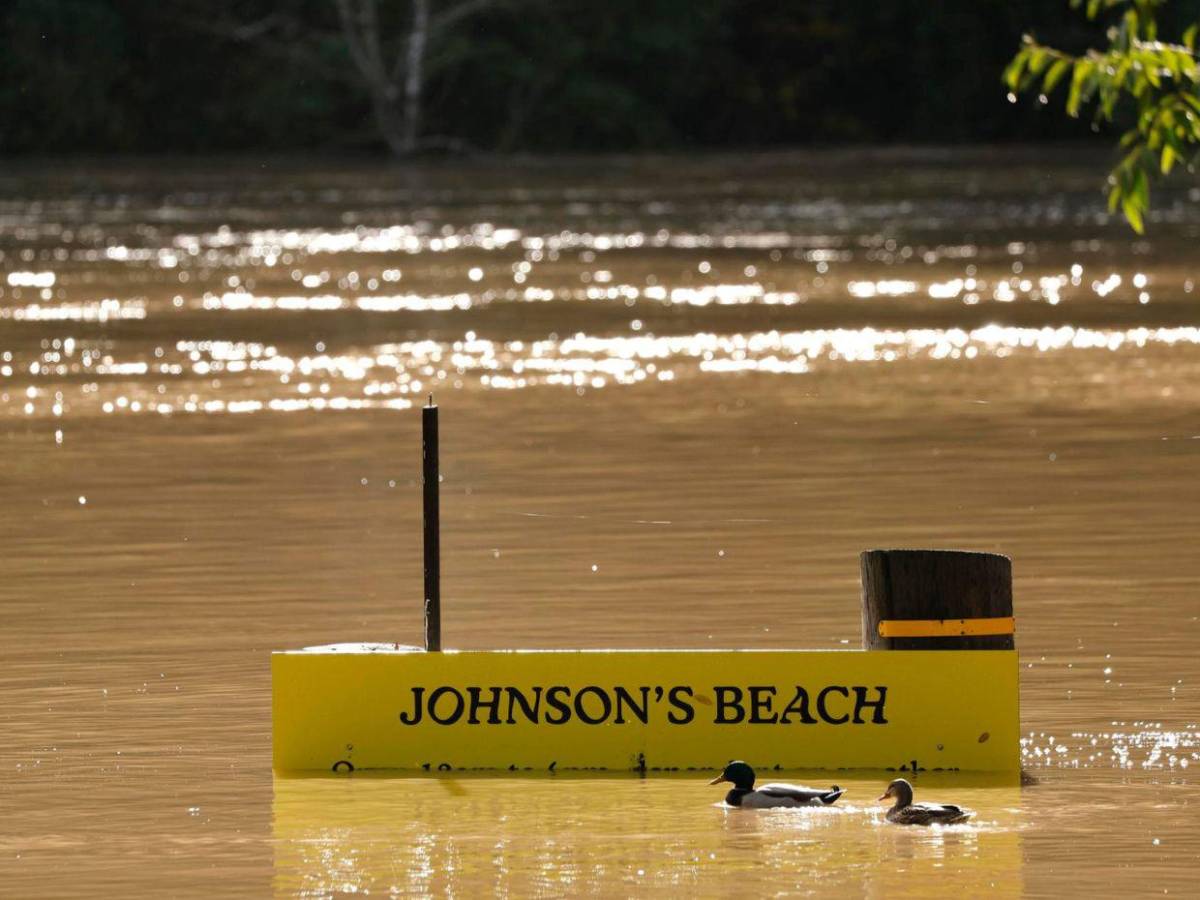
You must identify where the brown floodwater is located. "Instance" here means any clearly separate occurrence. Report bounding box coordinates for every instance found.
[1,149,1198,896]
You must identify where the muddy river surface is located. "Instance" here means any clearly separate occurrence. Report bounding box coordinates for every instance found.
[1,150,1198,896]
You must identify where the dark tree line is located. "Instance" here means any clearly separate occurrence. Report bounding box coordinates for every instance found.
[0,0,1144,156]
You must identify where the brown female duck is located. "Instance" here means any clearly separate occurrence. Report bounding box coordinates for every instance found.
[878,778,972,825]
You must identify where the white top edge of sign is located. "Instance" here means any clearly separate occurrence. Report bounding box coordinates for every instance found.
[278,643,897,655]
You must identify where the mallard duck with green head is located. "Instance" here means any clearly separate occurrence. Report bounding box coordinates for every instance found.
[709,761,844,808]
[878,778,972,825]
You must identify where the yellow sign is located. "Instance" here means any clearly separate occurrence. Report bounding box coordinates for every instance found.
[272,646,1019,772]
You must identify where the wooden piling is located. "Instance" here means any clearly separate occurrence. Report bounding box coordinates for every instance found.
[860,549,1014,650]
[422,397,441,652]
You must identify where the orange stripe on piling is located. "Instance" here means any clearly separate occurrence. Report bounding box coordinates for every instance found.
[878,616,1016,638]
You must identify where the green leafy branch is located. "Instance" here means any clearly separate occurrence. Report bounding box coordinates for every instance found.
[1004,0,1200,232]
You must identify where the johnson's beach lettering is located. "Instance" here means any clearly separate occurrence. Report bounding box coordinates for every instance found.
[394,684,889,726]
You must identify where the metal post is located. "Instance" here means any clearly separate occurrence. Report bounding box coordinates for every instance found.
[422,396,441,651]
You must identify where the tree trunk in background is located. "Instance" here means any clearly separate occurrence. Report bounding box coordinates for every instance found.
[335,0,420,156]
[402,0,429,155]
[335,0,491,156]
[368,84,411,157]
